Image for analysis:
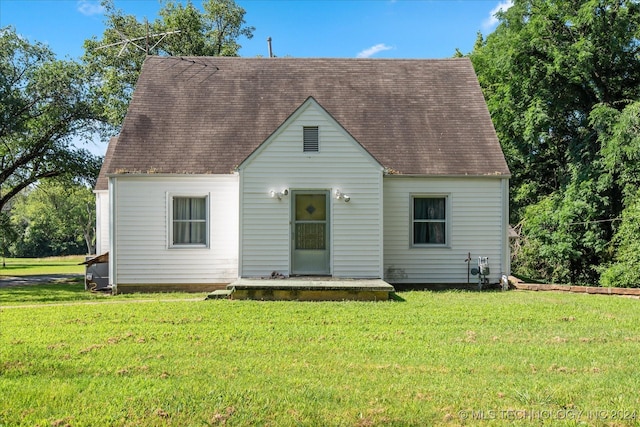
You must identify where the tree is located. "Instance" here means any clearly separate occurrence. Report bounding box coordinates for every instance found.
[470,0,640,284]
[513,165,612,284]
[0,209,18,267]
[472,0,640,214]
[83,0,254,126]
[594,101,640,287]
[161,0,254,56]
[9,181,96,257]
[0,27,103,216]
[595,101,640,202]
[598,190,640,287]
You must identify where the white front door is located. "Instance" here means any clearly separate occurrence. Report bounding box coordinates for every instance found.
[291,191,330,275]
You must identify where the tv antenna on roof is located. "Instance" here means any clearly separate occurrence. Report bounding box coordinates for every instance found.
[96,19,180,56]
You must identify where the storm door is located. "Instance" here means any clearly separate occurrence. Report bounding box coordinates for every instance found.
[291,191,330,275]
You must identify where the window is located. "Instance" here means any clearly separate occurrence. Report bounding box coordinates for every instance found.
[303,126,319,152]
[412,196,447,245]
[171,196,208,246]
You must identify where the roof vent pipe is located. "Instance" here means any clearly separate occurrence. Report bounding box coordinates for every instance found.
[267,37,273,58]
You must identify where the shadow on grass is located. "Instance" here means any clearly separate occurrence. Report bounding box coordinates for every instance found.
[393,281,518,293]
[0,256,86,277]
[0,278,109,305]
[389,292,406,302]
[394,283,479,292]
[1,263,71,270]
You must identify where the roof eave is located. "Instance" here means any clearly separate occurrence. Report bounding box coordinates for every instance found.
[106,172,239,179]
[383,172,512,179]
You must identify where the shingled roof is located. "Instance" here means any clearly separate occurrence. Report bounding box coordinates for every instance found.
[97,56,509,190]
[95,136,117,191]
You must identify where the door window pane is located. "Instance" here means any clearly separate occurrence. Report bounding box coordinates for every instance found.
[295,223,326,250]
[295,194,326,221]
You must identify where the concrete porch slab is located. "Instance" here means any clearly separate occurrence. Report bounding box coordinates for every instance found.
[228,278,395,301]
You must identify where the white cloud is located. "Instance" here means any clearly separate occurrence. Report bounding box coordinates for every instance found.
[482,0,513,31]
[77,0,105,16]
[356,43,393,59]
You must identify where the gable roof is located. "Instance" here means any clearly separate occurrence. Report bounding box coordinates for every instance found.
[237,96,382,171]
[99,56,509,189]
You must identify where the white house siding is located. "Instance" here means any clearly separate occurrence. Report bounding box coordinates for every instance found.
[94,190,109,255]
[110,175,239,285]
[383,176,508,284]
[239,101,383,278]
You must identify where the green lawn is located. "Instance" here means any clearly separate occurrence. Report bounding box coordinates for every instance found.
[1,286,639,426]
[0,256,86,276]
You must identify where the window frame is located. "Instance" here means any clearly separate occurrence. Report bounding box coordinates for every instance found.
[168,193,210,249]
[410,194,450,248]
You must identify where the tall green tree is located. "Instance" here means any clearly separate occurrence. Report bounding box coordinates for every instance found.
[471,0,640,284]
[10,181,96,257]
[0,26,103,216]
[83,0,254,126]
[473,0,640,211]
[0,210,18,267]
[594,101,640,287]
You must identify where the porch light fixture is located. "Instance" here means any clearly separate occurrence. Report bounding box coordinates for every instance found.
[335,189,350,203]
[269,189,289,200]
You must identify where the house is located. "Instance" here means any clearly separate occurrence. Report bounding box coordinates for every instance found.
[94,57,511,294]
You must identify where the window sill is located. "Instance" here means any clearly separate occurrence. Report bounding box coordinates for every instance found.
[169,244,209,249]
[411,244,450,249]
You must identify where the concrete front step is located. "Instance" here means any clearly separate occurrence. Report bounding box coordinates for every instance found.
[227,278,395,301]
[205,289,234,300]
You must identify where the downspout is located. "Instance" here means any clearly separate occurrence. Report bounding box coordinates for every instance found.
[501,178,510,278]
[94,190,101,255]
[237,169,244,279]
[108,176,117,294]
[379,168,384,279]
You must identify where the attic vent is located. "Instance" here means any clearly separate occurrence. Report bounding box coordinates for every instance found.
[303,126,319,152]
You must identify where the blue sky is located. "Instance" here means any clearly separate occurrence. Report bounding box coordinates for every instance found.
[1,0,512,60]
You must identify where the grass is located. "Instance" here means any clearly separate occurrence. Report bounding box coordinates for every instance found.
[0,255,86,276]
[1,287,640,426]
[0,279,103,305]
[0,280,204,306]
[0,256,202,306]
